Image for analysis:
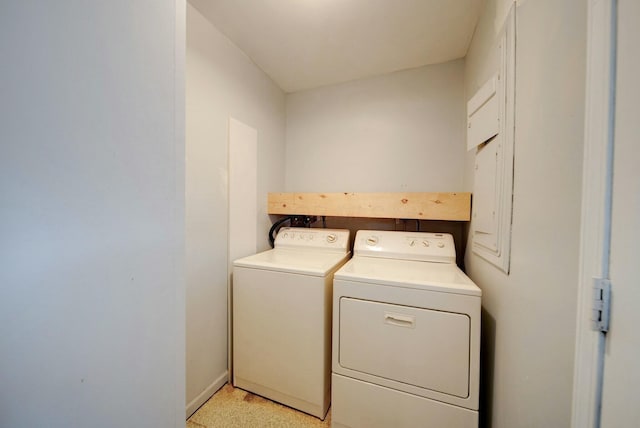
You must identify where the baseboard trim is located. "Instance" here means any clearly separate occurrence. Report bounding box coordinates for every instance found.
[186,371,228,419]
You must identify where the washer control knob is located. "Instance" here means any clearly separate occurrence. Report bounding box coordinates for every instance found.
[422,240,430,247]
[409,240,416,247]
[283,233,288,239]
[366,236,379,246]
[437,242,445,248]
[326,234,337,243]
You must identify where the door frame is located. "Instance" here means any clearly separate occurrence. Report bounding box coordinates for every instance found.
[571,1,617,427]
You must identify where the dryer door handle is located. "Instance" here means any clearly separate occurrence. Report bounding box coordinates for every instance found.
[384,313,416,329]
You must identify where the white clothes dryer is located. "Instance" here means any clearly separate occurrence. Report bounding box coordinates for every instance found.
[233,227,350,419]
[332,230,481,428]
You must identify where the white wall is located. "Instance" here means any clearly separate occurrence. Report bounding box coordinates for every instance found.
[0,2,185,428]
[185,2,286,415]
[285,60,466,192]
[463,0,586,426]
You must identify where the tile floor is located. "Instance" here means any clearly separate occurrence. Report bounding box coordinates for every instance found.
[188,383,331,428]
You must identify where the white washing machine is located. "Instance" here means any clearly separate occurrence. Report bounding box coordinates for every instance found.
[332,230,481,428]
[233,227,351,419]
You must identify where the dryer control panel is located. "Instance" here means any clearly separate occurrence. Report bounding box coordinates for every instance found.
[275,227,350,253]
[353,230,455,263]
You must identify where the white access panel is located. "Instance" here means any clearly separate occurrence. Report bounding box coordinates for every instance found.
[473,137,499,252]
[338,298,470,398]
[228,117,257,385]
[228,117,257,264]
[467,75,499,151]
[470,6,515,274]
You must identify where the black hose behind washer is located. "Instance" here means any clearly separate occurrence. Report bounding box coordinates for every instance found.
[268,216,294,248]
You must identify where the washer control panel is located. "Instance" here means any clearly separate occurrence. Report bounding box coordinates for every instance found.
[275,227,350,252]
[355,230,456,263]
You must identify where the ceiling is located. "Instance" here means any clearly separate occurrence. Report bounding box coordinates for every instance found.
[189,0,484,93]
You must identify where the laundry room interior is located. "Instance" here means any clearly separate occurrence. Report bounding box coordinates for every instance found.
[4,0,638,428]
[187,0,583,426]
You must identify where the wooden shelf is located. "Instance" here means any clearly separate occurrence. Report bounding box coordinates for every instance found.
[268,192,471,221]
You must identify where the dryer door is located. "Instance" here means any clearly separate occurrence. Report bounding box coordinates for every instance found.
[338,297,470,398]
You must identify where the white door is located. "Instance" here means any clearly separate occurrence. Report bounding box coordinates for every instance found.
[600,1,640,426]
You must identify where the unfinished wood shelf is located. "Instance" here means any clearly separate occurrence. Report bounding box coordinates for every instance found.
[268,192,471,221]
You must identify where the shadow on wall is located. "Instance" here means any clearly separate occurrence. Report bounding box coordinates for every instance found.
[480,307,496,428]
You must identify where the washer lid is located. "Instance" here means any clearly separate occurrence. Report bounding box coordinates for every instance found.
[233,248,350,277]
[334,256,481,296]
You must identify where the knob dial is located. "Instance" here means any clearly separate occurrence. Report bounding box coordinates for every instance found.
[409,240,416,247]
[422,240,430,247]
[326,234,337,243]
[437,242,445,248]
